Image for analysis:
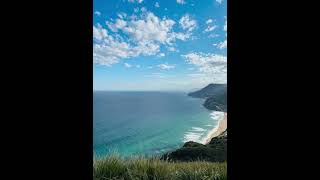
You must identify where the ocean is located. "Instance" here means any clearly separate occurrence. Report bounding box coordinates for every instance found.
[93,91,223,158]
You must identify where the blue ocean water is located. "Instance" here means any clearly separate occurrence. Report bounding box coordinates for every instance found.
[93,91,222,158]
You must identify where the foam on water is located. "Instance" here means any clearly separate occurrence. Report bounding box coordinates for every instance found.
[192,127,206,132]
[183,111,224,144]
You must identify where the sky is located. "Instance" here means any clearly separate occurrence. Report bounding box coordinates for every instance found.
[93,0,227,91]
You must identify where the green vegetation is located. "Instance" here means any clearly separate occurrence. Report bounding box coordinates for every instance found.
[162,130,227,162]
[188,84,227,112]
[93,155,227,180]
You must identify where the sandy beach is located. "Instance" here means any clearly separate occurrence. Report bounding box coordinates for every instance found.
[204,112,227,144]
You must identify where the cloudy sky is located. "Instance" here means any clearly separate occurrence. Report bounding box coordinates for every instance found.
[93,0,227,91]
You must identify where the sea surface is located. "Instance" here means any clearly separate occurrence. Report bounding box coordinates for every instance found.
[93,91,223,158]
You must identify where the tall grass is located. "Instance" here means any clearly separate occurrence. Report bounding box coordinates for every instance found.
[93,155,227,180]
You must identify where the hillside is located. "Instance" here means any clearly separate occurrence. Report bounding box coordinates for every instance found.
[162,130,227,162]
[188,84,227,99]
[93,156,227,180]
[203,90,227,112]
[189,84,227,112]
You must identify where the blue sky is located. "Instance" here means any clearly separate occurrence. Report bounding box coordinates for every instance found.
[93,0,227,91]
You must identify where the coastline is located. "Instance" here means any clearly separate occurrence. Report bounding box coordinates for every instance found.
[204,112,227,144]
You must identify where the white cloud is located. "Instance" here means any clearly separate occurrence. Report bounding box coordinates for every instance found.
[216,0,223,4]
[204,19,217,33]
[121,12,176,44]
[144,73,168,78]
[93,10,194,66]
[158,64,175,70]
[117,12,127,19]
[124,63,132,68]
[214,18,227,49]
[182,53,227,83]
[208,33,219,38]
[93,24,108,41]
[179,14,197,32]
[206,19,213,24]
[140,7,147,12]
[204,25,217,32]
[106,22,117,32]
[155,2,160,8]
[106,19,127,32]
[128,0,143,3]
[136,65,141,68]
[167,46,178,52]
[147,66,153,69]
[159,53,165,57]
[177,0,186,4]
[216,40,227,49]
[93,24,161,66]
[94,11,101,16]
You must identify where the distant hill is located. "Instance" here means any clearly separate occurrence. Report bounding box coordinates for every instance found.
[188,84,227,98]
[162,130,227,162]
[188,84,227,112]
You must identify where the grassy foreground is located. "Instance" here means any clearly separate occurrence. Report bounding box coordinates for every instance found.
[93,155,227,180]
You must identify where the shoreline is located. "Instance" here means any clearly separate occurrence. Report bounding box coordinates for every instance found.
[204,112,227,144]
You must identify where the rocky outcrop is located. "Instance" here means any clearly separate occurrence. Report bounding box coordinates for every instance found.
[162,130,227,162]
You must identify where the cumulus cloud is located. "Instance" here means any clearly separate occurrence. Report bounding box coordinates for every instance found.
[206,19,213,24]
[93,24,108,41]
[155,2,160,8]
[121,13,176,44]
[93,24,160,66]
[128,0,143,3]
[94,11,101,16]
[216,40,227,49]
[204,18,217,33]
[124,63,132,68]
[167,46,178,52]
[158,64,175,70]
[179,14,197,32]
[93,10,195,66]
[177,0,186,4]
[208,33,219,38]
[182,53,227,83]
[117,12,127,19]
[214,18,227,49]
[106,19,127,32]
[159,53,165,57]
[144,73,168,78]
[204,25,217,32]
[216,0,223,4]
